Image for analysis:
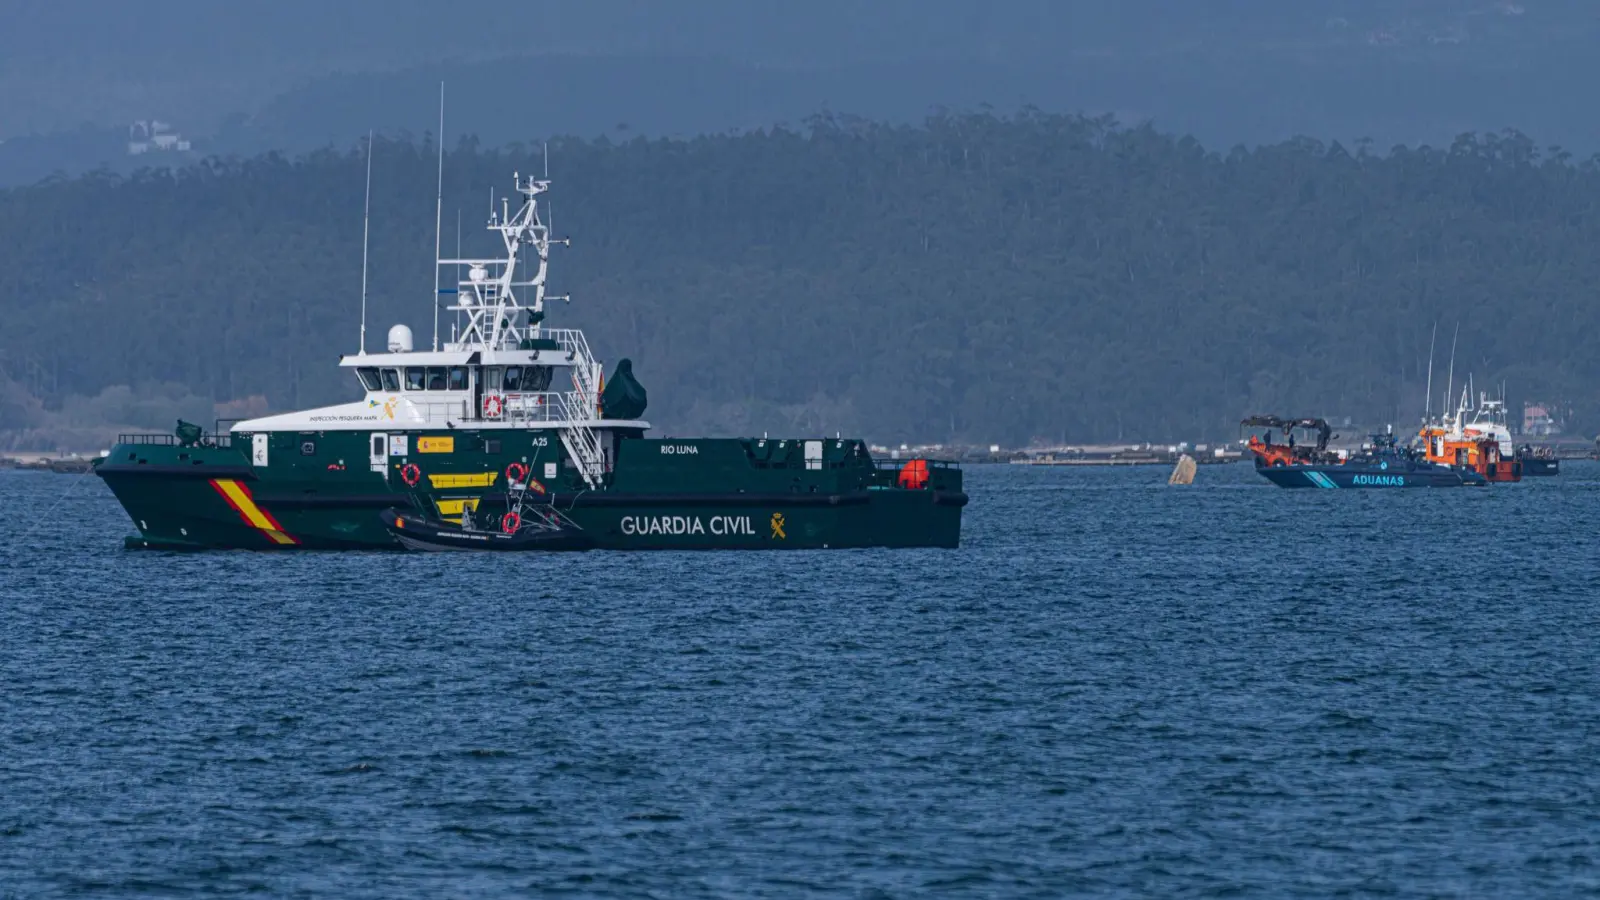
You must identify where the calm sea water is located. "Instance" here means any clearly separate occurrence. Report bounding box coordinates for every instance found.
[3,461,1600,897]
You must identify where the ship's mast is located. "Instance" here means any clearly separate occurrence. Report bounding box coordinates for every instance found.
[1423,322,1436,425]
[437,172,569,352]
[431,82,445,351]
[1443,322,1459,427]
[359,130,374,355]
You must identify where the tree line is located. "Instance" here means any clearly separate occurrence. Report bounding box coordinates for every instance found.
[2,111,1599,446]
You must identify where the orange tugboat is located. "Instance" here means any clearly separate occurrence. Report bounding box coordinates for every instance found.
[1417,387,1522,483]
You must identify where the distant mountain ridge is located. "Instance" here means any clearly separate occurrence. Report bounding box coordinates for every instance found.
[2,0,1596,187]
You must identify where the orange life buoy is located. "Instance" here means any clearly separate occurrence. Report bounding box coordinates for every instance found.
[505,461,528,483]
[400,463,422,486]
[501,511,520,534]
[483,394,504,418]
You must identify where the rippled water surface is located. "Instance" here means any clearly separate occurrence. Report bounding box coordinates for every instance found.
[4,462,1600,897]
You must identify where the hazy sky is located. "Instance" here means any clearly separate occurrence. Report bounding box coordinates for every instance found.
[2,1,1595,151]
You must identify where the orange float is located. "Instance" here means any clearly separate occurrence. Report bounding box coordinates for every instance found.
[897,458,929,489]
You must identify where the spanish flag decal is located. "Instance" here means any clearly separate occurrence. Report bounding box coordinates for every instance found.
[210,478,298,546]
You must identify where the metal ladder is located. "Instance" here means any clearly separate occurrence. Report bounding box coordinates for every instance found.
[558,331,606,488]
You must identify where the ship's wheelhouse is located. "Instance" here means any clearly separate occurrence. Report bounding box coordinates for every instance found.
[352,363,553,397]
[342,355,568,425]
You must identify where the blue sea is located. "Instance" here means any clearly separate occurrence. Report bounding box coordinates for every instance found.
[4,461,1600,897]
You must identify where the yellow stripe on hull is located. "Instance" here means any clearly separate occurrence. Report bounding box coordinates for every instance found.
[212,478,298,545]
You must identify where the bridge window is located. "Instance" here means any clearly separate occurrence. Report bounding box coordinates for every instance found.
[521,366,551,391]
[405,367,426,391]
[503,366,522,391]
[484,366,503,393]
[426,367,447,391]
[380,368,401,392]
[448,366,468,390]
[356,367,381,391]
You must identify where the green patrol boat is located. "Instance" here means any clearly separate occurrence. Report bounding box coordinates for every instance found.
[95,171,965,550]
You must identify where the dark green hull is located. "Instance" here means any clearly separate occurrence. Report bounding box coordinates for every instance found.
[97,431,964,551]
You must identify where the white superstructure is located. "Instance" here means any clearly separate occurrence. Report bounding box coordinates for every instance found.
[1426,383,1515,458]
[1460,394,1515,458]
[233,172,639,488]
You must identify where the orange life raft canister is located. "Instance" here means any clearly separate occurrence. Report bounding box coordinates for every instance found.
[897,458,929,490]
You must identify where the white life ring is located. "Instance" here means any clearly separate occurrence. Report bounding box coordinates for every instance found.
[482,394,504,418]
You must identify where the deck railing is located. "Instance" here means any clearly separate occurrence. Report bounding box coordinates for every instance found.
[502,392,567,423]
[116,433,234,448]
[872,458,960,470]
[395,394,572,425]
[398,399,471,425]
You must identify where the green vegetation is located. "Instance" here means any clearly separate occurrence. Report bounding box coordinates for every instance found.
[2,112,1599,447]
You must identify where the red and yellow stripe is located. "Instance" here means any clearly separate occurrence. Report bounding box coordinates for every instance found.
[210,478,298,546]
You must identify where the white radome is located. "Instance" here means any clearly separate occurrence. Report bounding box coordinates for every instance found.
[387,323,414,353]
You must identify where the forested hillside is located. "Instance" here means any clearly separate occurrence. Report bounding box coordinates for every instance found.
[2,112,1599,448]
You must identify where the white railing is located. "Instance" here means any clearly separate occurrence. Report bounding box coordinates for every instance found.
[395,394,575,425]
[544,328,590,358]
[399,399,470,425]
[544,328,606,487]
[544,329,599,413]
[499,392,565,423]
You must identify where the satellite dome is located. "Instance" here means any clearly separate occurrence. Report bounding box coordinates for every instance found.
[387,324,414,353]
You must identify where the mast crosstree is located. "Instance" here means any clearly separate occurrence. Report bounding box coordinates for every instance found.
[436,173,605,486]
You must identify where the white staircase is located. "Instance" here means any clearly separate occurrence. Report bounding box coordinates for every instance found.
[555,329,606,487]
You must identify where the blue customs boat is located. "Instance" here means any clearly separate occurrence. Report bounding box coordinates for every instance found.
[1242,417,1486,489]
